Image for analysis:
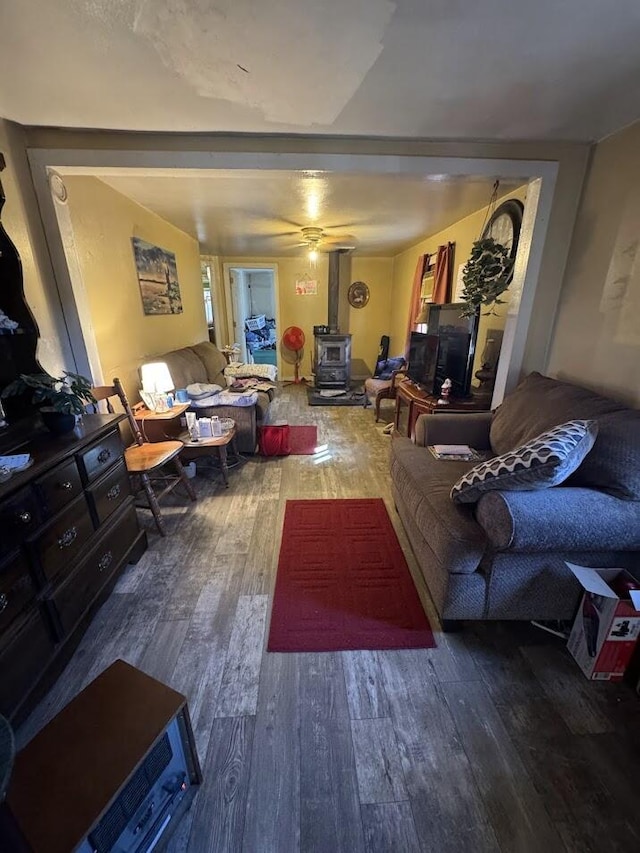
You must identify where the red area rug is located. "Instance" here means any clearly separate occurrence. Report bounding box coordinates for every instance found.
[268,498,435,652]
[288,425,318,455]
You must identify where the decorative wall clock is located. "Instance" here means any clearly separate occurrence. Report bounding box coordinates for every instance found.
[481,198,524,269]
[348,280,370,308]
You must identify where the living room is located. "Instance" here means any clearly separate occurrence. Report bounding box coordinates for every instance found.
[1,2,640,851]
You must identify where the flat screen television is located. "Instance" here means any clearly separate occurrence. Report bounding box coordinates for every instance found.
[407,332,439,388]
[426,302,480,398]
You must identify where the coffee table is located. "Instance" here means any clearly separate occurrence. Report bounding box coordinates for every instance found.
[179,425,241,487]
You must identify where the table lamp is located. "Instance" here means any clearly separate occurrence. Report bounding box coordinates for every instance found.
[140,362,174,411]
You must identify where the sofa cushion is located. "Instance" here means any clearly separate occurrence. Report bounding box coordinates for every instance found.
[390,437,487,574]
[568,409,640,500]
[490,372,624,455]
[160,348,208,390]
[190,341,227,386]
[490,372,640,500]
[451,420,598,504]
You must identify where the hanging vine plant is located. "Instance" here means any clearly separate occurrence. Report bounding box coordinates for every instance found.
[458,180,523,318]
[459,237,514,317]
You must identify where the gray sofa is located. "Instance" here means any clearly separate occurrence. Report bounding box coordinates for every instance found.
[153,341,274,453]
[390,372,640,625]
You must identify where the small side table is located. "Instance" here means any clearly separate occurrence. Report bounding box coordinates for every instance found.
[133,402,190,442]
[180,426,242,487]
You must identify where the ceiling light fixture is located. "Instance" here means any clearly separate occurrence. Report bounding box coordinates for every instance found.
[301,226,324,267]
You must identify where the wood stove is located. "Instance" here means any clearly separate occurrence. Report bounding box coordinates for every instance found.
[314,333,352,389]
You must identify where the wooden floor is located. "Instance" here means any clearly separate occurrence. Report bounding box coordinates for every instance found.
[19,386,640,853]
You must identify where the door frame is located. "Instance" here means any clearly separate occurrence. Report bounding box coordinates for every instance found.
[223,262,280,373]
[25,142,580,403]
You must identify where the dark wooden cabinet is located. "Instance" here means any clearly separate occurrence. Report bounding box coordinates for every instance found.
[394,380,491,440]
[0,414,147,722]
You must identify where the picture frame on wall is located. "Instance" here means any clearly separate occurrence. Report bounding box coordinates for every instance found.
[132,237,183,315]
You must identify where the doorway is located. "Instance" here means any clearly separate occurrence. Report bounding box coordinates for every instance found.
[224,265,278,367]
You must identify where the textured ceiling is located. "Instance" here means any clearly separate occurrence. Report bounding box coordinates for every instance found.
[2,1,640,140]
[82,169,525,256]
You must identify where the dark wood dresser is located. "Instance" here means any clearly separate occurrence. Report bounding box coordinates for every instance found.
[0,414,147,724]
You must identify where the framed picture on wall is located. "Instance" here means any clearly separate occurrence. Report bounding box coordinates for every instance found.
[132,237,183,315]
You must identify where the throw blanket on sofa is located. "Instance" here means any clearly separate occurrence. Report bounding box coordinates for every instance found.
[225,363,278,382]
[189,390,258,407]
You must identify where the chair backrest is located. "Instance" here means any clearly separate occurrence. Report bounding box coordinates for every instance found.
[113,379,145,446]
[90,381,145,447]
[88,386,116,414]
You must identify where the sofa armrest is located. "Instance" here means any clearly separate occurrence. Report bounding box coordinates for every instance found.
[414,412,493,449]
[476,488,640,551]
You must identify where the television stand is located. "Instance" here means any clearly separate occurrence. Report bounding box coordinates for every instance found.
[394,381,491,440]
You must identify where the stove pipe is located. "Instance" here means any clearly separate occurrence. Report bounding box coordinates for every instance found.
[327,249,351,332]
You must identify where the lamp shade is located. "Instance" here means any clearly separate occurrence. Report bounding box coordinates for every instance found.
[141,362,174,393]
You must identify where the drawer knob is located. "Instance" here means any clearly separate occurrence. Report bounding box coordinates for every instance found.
[97,448,112,464]
[0,593,7,614]
[61,480,73,490]
[18,511,32,524]
[106,484,121,501]
[98,551,113,572]
[58,526,77,549]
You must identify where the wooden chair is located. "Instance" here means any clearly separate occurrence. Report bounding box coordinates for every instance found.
[89,379,196,537]
[364,361,407,422]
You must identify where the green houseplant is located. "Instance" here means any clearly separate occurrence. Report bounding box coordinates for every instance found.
[1,371,97,434]
[459,237,514,318]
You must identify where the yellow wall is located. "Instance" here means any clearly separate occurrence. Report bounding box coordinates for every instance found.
[547,120,640,406]
[349,257,395,370]
[220,255,393,380]
[389,185,529,384]
[64,177,207,398]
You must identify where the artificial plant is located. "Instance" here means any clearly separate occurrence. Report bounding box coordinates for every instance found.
[459,237,514,317]
[1,371,96,415]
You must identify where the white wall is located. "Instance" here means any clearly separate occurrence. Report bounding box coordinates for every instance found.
[0,119,73,374]
[547,120,640,406]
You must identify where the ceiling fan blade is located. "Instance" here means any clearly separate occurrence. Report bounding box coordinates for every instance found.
[323,233,358,246]
[270,229,301,239]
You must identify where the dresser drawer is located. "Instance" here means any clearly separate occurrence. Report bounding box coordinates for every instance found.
[0,608,55,719]
[86,459,130,527]
[35,457,83,517]
[50,501,139,636]
[76,429,124,485]
[0,550,37,634]
[0,486,41,559]
[29,494,95,584]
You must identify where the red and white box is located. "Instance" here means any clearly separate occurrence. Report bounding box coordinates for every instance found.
[566,563,640,681]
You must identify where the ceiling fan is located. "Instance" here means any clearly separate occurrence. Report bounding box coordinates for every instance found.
[298,226,357,260]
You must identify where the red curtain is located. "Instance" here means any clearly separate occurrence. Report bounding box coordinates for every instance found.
[405,244,455,356]
[405,253,427,357]
[432,242,454,304]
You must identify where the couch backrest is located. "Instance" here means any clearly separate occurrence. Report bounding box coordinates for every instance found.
[159,348,208,390]
[490,372,640,500]
[190,341,227,387]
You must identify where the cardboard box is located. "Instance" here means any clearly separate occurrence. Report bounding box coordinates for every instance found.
[566,562,640,681]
